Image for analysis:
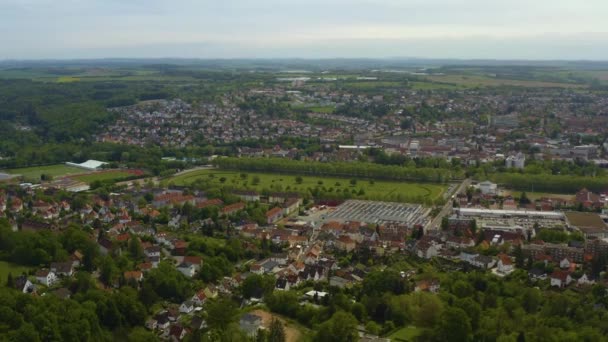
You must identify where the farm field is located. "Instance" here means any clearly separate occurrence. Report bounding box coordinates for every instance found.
[425,75,584,88]
[3,164,84,180]
[410,81,463,90]
[167,169,446,204]
[0,261,31,283]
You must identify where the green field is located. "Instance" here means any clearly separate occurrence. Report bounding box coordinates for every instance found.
[340,81,404,89]
[425,75,584,88]
[389,326,421,341]
[168,169,446,204]
[73,171,132,184]
[410,81,463,90]
[3,164,84,180]
[0,261,31,284]
[307,106,336,113]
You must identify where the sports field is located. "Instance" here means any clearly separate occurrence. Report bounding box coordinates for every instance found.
[73,170,132,183]
[168,169,446,204]
[3,164,84,180]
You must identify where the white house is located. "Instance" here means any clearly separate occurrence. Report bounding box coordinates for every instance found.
[416,239,442,259]
[14,275,35,294]
[559,258,572,269]
[550,271,572,288]
[478,181,498,195]
[497,254,514,274]
[35,270,57,287]
[145,246,162,259]
[177,263,196,278]
[50,262,74,277]
[179,300,195,314]
[506,153,526,169]
[577,274,595,286]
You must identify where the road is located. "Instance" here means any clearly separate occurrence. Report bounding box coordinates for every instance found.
[115,165,215,188]
[425,178,471,232]
[171,165,215,177]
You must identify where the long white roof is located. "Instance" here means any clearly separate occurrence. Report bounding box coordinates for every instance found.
[457,208,564,218]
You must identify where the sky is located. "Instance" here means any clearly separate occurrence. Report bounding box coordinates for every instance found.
[1,0,607,60]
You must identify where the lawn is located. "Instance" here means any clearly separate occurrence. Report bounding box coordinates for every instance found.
[0,261,31,284]
[167,169,446,204]
[73,170,132,184]
[3,164,84,180]
[389,326,422,341]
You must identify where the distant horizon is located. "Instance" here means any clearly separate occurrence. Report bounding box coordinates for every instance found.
[2,57,608,62]
[2,0,607,60]
[0,56,608,65]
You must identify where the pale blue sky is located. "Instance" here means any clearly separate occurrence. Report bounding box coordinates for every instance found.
[1,0,607,59]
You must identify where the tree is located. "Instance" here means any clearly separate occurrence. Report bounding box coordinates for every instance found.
[315,311,359,342]
[470,219,477,234]
[99,256,118,285]
[365,321,381,335]
[206,298,238,331]
[241,274,275,299]
[268,318,286,342]
[519,192,530,206]
[521,288,541,314]
[437,307,471,342]
[128,236,144,261]
[514,245,525,268]
[6,272,14,288]
[128,327,160,342]
[295,176,303,184]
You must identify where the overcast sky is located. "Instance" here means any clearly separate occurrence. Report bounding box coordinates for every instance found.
[1,0,607,60]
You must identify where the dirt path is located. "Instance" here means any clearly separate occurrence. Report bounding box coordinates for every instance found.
[250,309,302,342]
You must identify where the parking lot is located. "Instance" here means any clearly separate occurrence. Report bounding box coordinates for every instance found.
[327,200,430,225]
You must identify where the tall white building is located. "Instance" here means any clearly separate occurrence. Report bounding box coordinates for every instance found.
[506,153,525,169]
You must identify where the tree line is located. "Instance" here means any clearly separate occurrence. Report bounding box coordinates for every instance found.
[213,157,454,183]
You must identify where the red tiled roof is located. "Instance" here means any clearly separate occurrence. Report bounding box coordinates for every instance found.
[266,207,283,218]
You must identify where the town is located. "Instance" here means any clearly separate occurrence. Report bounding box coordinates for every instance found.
[2,61,608,341]
[2,161,608,340]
